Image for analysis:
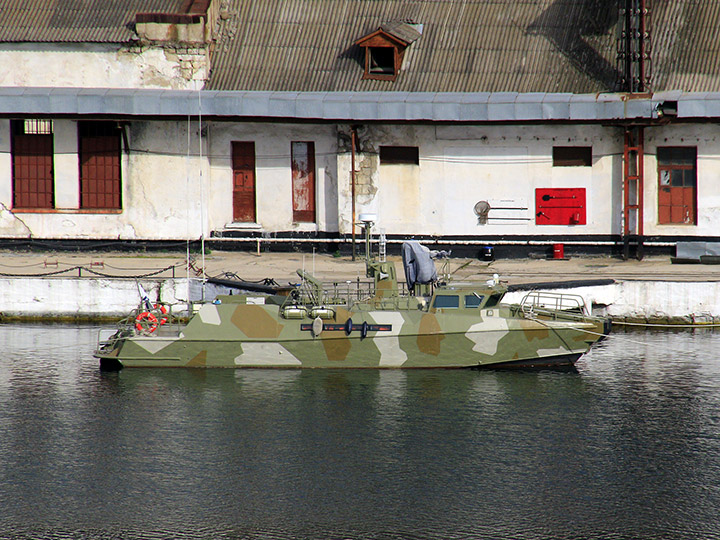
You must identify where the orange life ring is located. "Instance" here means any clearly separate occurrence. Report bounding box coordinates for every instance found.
[135,311,159,334]
[153,304,168,325]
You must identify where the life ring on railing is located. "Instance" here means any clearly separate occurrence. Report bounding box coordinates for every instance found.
[135,311,159,334]
[153,304,169,326]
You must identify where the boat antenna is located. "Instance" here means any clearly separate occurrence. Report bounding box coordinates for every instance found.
[198,87,206,301]
[186,113,192,315]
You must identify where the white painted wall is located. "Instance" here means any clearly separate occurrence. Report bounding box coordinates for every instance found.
[1,117,720,241]
[643,124,720,237]
[54,120,80,209]
[208,122,339,233]
[339,124,625,237]
[0,120,206,240]
[0,43,207,89]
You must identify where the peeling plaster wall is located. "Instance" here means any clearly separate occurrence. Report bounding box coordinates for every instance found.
[208,122,339,233]
[334,122,720,239]
[0,43,207,89]
[2,116,720,241]
[0,120,206,240]
[337,124,625,236]
[122,121,206,238]
[0,118,341,241]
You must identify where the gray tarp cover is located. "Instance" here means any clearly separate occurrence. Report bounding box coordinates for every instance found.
[402,241,438,290]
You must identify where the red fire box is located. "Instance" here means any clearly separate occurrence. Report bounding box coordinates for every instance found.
[535,188,586,225]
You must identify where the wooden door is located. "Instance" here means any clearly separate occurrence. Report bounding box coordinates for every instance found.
[291,141,315,222]
[232,141,256,222]
[12,132,54,209]
[79,122,121,209]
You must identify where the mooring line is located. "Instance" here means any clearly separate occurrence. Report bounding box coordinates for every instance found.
[611,320,720,329]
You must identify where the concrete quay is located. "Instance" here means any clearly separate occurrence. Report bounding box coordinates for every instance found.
[1,249,720,324]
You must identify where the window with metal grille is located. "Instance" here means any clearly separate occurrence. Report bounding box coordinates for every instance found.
[380,146,419,165]
[11,119,55,209]
[553,146,592,167]
[79,121,121,210]
[20,119,53,135]
[657,147,697,225]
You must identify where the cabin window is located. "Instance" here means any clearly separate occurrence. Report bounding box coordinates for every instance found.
[465,294,484,308]
[553,146,592,167]
[433,295,459,309]
[11,119,55,209]
[484,294,503,309]
[79,121,122,210]
[380,146,419,165]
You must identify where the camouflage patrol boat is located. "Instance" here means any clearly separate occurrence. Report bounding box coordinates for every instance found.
[96,224,610,370]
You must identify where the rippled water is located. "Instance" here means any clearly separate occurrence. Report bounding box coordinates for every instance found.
[1,324,720,539]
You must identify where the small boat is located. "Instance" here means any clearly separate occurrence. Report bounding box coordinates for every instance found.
[95,223,610,370]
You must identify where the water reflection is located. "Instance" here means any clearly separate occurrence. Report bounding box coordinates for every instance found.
[0,324,719,539]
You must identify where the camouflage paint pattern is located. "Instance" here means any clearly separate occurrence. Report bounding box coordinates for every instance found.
[96,278,609,369]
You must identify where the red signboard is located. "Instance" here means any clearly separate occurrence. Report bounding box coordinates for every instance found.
[535,188,586,225]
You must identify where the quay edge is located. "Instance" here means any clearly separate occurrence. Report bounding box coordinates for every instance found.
[2,276,720,325]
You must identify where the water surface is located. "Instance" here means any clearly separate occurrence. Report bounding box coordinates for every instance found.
[0,324,719,539]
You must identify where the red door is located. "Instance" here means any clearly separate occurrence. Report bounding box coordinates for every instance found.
[232,142,256,222]
[80,122,121,209]
[291,141,316,222]
[657,147,697,225]
[12,133,54,209]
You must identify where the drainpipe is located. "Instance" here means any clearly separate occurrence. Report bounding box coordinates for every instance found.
[351,127,358,261]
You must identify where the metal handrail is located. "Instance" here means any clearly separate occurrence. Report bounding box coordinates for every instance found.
[520,291,588,317]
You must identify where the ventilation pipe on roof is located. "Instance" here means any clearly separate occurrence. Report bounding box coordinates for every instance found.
[351,126,358,261]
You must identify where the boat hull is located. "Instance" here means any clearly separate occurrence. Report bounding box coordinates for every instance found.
[95,301,607,369]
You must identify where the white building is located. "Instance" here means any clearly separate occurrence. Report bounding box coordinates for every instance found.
[1,1,718,258]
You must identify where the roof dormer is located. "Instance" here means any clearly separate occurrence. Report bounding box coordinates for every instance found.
[355,22,422,81]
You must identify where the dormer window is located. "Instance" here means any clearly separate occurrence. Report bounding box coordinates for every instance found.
[369,47,396,76]
[355,22,422,82]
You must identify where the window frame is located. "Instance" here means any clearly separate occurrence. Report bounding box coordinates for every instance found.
[356,30,407,82]
[379,146,419,165]
[553,146,592,167]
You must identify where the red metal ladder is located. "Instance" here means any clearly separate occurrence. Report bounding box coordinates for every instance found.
[623,127,644,260]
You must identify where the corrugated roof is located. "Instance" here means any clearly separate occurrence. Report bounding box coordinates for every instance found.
[206,0,720,93]
[379,21,422,45]
[0,0,189,43]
